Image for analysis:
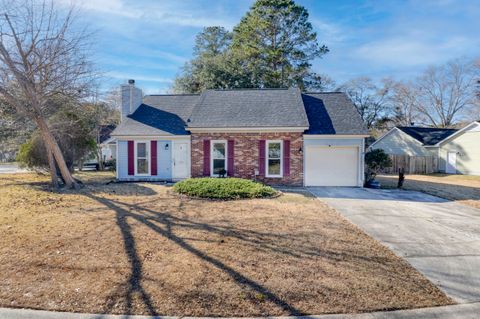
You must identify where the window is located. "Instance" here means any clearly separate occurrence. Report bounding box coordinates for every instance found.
[211,140,227,176]
[266,141,282,177]
[135,141,150,175]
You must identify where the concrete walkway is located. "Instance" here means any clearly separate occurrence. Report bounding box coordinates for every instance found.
[0,302,479,319]
[0,163,28,174]
[309,187,480,304]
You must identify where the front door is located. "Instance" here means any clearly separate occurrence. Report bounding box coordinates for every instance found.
[173,142,188,179]
[446,151,457,174]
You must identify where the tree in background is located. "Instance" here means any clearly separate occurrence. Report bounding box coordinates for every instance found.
[338,77,392,129]
[0,0,95,188]
[389,81,421,126]
[17,100,118,172]
[174,27,235,93]
[174,0,329,92]
[231,0,328,89]
[0,97,35,162]
[89,89,120,170]
[302,73,336,92]
[415,59,478,127]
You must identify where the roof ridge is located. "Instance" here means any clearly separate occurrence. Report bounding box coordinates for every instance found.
[292,87,310,127]
[303,91,343,94]
[210,88,290,91]
[397,126,457,130]
[145,93,200,97]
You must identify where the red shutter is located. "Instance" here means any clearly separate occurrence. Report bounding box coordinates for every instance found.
[227,140,234,176]
[258,140,266,176]
[127,141,134,175]
[151,141,157,176]
[203,140,210,176]
[283,140,290,176]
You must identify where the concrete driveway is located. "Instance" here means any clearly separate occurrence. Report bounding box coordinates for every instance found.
[0,163,28,174]
[309,187,480,304]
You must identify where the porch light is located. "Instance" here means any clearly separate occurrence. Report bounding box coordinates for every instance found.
[165,143,169,150]
[299,147,303,154]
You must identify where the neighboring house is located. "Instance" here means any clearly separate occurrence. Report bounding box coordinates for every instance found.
[110,80,368,186]
[369,122,480,175]
[98,124,117,162]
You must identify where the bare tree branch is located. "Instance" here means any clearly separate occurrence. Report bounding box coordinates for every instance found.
[0,0,97,188]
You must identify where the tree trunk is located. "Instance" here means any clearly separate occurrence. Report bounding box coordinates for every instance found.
[47,149,59,188]
[96,147,104,171]
[35,115,78,189]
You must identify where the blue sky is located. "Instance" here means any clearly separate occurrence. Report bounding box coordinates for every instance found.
[60,0,480,94]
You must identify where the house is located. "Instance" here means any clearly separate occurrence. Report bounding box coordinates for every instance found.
[110,80,368,186]
[98,124,117,162]
[369,121,480,175]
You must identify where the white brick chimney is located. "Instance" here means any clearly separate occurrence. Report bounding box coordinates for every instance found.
[121,79,143,120]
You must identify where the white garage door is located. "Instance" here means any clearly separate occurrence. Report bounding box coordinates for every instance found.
[305,146,359,186]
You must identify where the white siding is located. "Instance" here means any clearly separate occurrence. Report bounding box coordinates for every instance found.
[116,138,191,181]
[439,129,480,175]
[370,129,430,156]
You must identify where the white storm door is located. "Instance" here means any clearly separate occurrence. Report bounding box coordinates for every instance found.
[173,142,188,178]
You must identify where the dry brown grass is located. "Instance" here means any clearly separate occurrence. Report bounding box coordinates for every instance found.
[377,174,480,209]
[0,173,451,316]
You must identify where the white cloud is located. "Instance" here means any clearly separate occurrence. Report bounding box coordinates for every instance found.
[57,0,237,28]
[355,36,477,68]
[310,18,347,45]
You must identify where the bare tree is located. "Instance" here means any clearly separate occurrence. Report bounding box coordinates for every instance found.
[0,0,95,188]
[339,77,392,129]
[389,81,421,126]
[415,58,478,127]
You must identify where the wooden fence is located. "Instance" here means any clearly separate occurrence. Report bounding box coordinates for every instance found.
[382,155,438,174]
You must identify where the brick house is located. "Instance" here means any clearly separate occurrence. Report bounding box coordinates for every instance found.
[111,80,368,186]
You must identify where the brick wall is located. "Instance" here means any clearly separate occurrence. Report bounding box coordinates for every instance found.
[191,132,304,186]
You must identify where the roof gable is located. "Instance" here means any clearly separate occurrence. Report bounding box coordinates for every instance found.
[111,94,199,136]
[433,121,480,146]
[302,92,368,135]
[187,88,309,128]
[396,127,457,146]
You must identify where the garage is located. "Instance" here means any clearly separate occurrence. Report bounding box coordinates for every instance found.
[305,146,359,186]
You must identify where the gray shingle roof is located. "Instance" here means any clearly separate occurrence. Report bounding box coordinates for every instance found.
[397,127,458,145]
[302,92,368,135]
[111,89,368,136]
[111,94,199,136]
[187,88,309,128]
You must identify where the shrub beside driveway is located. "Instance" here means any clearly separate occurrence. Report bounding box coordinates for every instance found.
[0,173,451,316]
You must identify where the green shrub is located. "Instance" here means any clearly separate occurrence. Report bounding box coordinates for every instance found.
[365,148,392,183]
[173,177,277,200]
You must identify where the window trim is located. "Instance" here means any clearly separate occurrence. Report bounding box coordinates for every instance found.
[134,140,151,176]
[210,140,228,177]
[266,140,283,178]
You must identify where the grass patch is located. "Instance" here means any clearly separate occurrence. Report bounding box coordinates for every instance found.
[173,177,277,200]
[377,174,480,209]
[0,173,452,316]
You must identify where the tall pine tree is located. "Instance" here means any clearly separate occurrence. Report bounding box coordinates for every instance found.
[173,0,328,92]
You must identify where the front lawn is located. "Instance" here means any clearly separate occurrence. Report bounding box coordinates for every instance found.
[0,173,451,316]
[377,174,480,209]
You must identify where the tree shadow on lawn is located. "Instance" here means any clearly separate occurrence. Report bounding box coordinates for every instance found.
[84,192,304,317]
[82,188,425,317]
